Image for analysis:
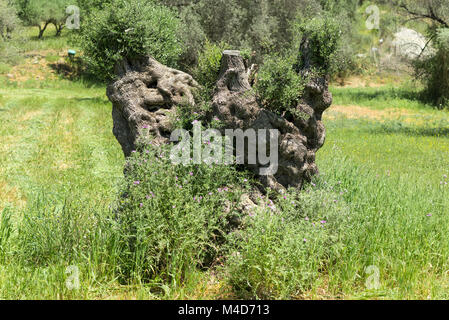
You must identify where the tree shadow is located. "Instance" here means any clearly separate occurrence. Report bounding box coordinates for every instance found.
[73,97,110,104]
[48,59,104,87]
[335,86,424,103]
[368,122,449,138]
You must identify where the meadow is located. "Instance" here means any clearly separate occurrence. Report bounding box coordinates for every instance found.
[0,27,449,300]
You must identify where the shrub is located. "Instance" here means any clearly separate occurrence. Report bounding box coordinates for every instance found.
[113,135,250,284]
[0,61,10,73]
[193,40,229,90]
[74,0,183,82]
[414,28,449,109]
[292,14,342,75]
[224,187,351,299]
[0,0,19,40]
[255,53,305,115]
[175,3,206,69]
[0,39,22,65]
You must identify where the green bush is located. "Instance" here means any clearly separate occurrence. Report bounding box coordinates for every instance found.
[414,28,449,109]
[193,40,229,90]
[255,53,305,115]
[0,39,22,65]
[74,0,183,82]
[292,14,342,74]
[0,0,19,40]
[113,135,250,284]
[0,61,10,74]
[225,186,350,299]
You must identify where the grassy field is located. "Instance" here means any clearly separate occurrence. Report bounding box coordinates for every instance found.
[316,86,449,299]
[0,29,449,299]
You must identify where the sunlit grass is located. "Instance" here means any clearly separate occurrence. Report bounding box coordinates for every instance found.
[315,90,449,299]
[0,87,123,210]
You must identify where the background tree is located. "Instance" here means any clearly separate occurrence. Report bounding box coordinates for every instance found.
[160,0,359,72]
[394,0,449,107]
[0,0,19,40]
[15,0,72,38]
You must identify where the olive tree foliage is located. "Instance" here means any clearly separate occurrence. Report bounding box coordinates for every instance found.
[15,0,72,38]
[162,0,322,62]
[76,0,113,11]
[0,0,19,40]
[161,0,359,72]
[393,0,449,107]
[74,0,183,82]
[254,12,342,116]
[414,28,449,108]
[292,13,343,75]
[395,0,448,28]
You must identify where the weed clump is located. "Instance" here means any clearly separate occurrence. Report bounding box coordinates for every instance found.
[113,138,250,284]
[224,186,351,299]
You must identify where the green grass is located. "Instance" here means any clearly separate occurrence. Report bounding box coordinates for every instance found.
[14,25,74,52]
[0,62,11,74]
[312,87,449,299]
[1,78,447,299]
[331,84,429,110]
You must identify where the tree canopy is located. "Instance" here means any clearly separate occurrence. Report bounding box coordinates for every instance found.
[15,0,72,38]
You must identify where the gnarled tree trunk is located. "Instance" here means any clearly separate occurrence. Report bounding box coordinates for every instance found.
[211,50,332,191]
[106,56,199,157]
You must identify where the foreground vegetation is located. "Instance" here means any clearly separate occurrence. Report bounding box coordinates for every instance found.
[1,59,448,298]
